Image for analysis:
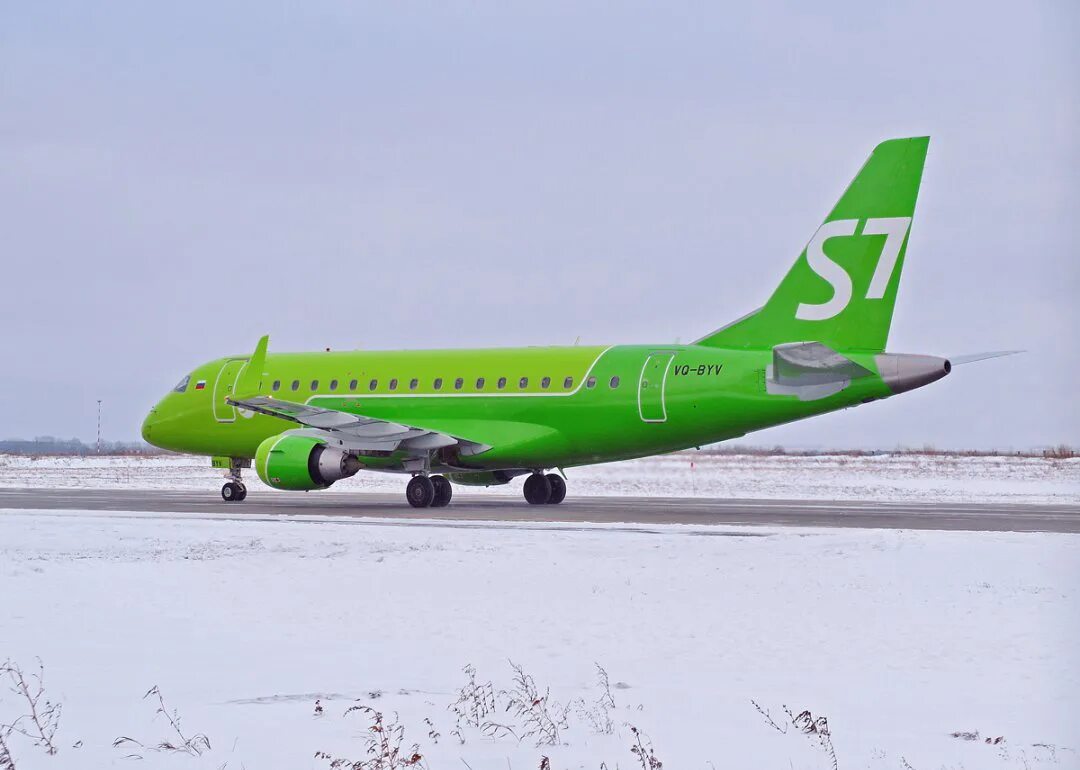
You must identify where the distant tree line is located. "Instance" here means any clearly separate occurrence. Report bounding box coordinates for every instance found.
[0,437,165,455]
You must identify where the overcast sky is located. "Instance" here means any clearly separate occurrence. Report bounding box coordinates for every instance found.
[2,1,1076,449]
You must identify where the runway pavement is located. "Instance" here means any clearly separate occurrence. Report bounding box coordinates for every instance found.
[1,487,1078,533]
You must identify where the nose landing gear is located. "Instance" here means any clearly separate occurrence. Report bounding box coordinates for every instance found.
[220,457,248,502]
[222,481,247,502]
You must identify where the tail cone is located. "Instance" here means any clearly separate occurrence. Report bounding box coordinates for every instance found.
[875,353,951,395]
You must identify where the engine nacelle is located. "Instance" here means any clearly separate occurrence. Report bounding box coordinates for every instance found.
[255,435,361,491]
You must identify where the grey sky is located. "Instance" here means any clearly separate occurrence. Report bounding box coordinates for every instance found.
[2,2,1076,449]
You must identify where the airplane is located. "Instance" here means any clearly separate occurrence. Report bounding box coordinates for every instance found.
[142,136,1013,508]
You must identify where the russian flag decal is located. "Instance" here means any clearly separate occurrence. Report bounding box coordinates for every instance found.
[195,380,207,390]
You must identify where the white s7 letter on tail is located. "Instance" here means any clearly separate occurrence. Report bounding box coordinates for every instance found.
[796,219,859,321]
[861,217,911,299]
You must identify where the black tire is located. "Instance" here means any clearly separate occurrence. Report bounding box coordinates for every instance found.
[545,474,566,504]
[236,484,247,502]
[430,475,453,507]
[221,482,240,502]
[406,475,436,508]
[523,473,552,505]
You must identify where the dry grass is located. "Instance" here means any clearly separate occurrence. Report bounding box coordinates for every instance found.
[315,706,426,769]
[112,686,211,759]
[0,658,62,768]
[751,700,837,770]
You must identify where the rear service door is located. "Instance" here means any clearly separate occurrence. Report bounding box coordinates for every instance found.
[638,352,675,422]
[212,358,248,422]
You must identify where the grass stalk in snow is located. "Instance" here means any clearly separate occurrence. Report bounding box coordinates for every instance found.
[0,658,62,765]
[577,663,617,735]
[629,725,664,769]
[316,706,426,769]
[449,664,497,732]
[503,660,571,748]
[752,699,838,770]
[112,685,210,758]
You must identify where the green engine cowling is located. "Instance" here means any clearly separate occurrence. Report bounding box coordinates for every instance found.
[255,434,361,491]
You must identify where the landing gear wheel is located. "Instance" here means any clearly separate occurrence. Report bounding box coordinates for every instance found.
[545,474,566,505]
[235,483,247,502]
[523,473,552,505]
[430,475,453,507]
[222,481,244,502]
[406,475,436,508]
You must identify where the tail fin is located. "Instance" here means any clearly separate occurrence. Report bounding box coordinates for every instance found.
[699,136,929,352]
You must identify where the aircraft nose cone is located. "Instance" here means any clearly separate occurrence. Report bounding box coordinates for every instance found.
[141,409,156,443]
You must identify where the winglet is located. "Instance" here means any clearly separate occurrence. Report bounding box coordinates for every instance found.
[237,335,270,395]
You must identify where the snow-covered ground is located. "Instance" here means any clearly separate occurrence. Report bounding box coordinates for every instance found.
[1,509,1077,769]
[1,451,1078,504]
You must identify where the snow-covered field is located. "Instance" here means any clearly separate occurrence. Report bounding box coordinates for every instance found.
[2,452,1078,504]
[1,509,1077,769]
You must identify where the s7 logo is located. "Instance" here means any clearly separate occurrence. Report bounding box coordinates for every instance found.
[796,217,912,321]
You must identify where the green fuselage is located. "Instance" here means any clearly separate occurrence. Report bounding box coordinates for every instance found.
[143,344,892,472]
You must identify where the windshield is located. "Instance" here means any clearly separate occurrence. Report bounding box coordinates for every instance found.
[173,375,191,393]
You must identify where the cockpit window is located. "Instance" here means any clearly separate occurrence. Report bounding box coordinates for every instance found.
[173,375,190,393]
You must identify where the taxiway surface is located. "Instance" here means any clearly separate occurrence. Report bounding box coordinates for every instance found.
[1,488,1077,533]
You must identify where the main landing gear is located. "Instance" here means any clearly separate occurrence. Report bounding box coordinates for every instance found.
[406,474,453,509]
[523,472,566,505]
[221,458,248,502]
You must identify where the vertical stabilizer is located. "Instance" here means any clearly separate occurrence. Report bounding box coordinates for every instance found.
[699,137,929,352]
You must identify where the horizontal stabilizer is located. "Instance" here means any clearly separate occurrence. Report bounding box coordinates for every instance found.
[948,350,1024,366]
[767,342,873,401]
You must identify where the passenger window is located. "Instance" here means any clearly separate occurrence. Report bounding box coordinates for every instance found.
[541,376,551,389]
[409,378,418,390]
[434,378,443,390]
[563,376,573,389]
[369,379,378,391]
[497,377,507,389]
[586,376,597,389]
[476,377,485,389]
[454,377,464,390]
[329,379,338,391]
[349,379,358,391]
[610,376,620,388]
[389,378,398,391]
[173,375,190,393]
[271,380,281,392]
[519,377,528,389]
[291,380,300,391]
[310,380,319,391]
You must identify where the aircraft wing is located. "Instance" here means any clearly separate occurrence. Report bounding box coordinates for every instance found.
[228,395,490,455]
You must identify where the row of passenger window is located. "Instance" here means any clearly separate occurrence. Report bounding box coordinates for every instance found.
[270,375,622,393]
